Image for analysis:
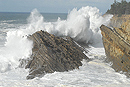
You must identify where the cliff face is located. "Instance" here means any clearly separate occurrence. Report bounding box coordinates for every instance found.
[100,23,130,75]
[25,30,89,79]
[108,15,130,28]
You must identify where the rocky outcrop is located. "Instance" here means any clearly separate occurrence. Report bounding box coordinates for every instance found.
[25,30,89,79]
[108,15,130,28]
[100,24,130,76]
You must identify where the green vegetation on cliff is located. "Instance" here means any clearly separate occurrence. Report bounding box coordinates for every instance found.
[106,0,130,16]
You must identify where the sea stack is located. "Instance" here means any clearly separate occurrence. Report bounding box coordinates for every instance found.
[25,30,89,79]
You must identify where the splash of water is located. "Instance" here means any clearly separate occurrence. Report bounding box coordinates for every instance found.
[0,6,112,73]
[1,6,130,87]
[26,7,113,45]
[28,7,112,44]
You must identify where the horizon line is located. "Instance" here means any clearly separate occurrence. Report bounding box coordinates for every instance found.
[0,11,68,14]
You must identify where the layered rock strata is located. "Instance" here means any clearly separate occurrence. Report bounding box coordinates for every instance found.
[25,30,89,79]
[100,24,130,75]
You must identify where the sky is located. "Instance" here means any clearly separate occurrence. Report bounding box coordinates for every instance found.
[0,0,130,14]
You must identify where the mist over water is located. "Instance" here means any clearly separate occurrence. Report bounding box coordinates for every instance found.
[0,6,130,87]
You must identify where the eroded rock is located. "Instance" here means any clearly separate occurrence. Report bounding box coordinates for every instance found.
[100,24,130,76]
[25,30,89,79]
[108,15,130,28]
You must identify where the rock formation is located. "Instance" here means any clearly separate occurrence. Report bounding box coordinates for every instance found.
[108,15,130,28]
[25,30,89,79]
[100,23,130,76]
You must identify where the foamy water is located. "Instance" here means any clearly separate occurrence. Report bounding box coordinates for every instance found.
[0,47,130,87]
[0,6,130,87]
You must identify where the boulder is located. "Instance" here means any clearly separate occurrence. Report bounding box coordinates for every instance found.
[25,30,89,79]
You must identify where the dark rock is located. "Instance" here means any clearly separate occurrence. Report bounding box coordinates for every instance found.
[25,30,89,79]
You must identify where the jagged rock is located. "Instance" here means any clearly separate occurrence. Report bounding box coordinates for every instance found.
[25,30,89,79]
[100,24,130,76]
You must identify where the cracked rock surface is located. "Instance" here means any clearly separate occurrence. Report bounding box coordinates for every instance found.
[25,30,89,79]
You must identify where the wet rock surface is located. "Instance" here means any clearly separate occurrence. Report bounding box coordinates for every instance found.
[25,30,89,79]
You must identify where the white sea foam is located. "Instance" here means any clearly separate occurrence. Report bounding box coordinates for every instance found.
[0,47,130,87]
[0,30,33,72]
[0,9,45,72]
[42,6,113,45]
[0,6,130,87]
[0,19,34,73]
[25,7,113,44]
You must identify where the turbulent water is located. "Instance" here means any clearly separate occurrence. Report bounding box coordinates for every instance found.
[0,6,130,87]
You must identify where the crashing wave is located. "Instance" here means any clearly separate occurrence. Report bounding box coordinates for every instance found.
[0,6,112,72]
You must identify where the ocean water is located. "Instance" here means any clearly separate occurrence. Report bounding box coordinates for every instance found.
[0,6,130,87]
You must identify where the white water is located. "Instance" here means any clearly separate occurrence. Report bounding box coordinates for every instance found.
[0,48,130,87]
[0,6,130,87]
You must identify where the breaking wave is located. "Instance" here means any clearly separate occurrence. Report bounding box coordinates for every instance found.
[1,6,130,87]
[28,7,112,45]
[0,6,112,73]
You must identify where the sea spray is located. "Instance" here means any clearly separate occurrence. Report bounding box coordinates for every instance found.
[0,6,130,87]
[27,9,45,35]
[28,7,113,44]
[0,30,33,72]
[0,9,46,72]
[0,6,113,73]
[26,7,113,45]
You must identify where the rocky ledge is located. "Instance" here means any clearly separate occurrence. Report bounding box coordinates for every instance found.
[100,22,130,76]
[25,30,89,79]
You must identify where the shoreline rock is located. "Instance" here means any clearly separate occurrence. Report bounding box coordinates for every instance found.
[100,24,130,76]
[108,15,130,28]
[25,30,89,79]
